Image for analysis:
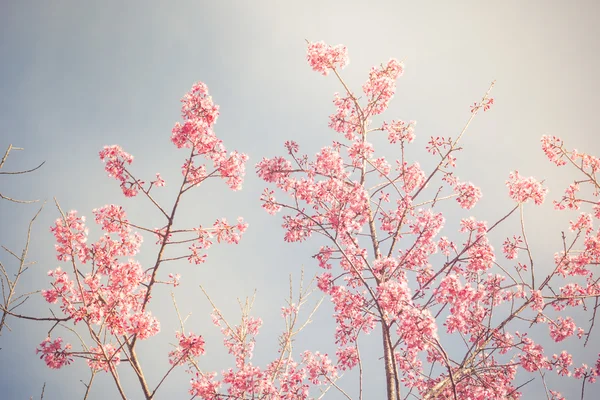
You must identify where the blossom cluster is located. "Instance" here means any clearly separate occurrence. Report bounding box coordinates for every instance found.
[172,82,248,191]
[184,308,338,399]
[43,207,158,344]
[28,41,600,400]
[306,41,349,76]
[36,337,73,369]
[169,332,206,366]
[256,41,600,399]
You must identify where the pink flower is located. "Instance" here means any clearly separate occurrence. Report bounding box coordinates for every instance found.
[180,82,219,124]
[259,188,281,215]
[88,343,121,372]
[169,332,206,366]
[506,170,548,205]
[553,351,573,376]
[306,41,349,76]
[153,173,165,187]
[172,83,248,191]
[99,145,133,182]
[397,162,426,193]
[317,272,333,293]
[470,98,494,113]
[92,204,129,235]
[329,92,360,139]
[336,346,359,371]
[502,235,522,259]
[530,290,544,312]
[549,316,576,342]
[465,236,495,273]
[362,58,404,115]
[256,156,293,184]
[347,141,374,167]
[454,181,482,209]
[555,182,581,210]
[189,371,221,399]
[384,120,416,144]
[99,145,141,197]
[378,279,411,316]
[50,210,90,263]
[541,135,567,166]
[302,351,338,384]
[219,151,249,191]
[36,337,73,369]
[519,336,551,372]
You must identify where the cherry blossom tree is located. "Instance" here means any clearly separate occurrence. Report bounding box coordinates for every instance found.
[3,41,600,400]
[257,41,600,400]
[3,80,339,400]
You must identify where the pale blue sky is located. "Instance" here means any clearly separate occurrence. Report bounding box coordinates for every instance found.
[1,1,599,399]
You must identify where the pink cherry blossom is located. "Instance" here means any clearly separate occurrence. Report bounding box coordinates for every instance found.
[506,170,548,205]
[36,337,73,369]
[549,316,576,342]
[169,332,206,366]
[383,119,416,144]
[306,41,349,76]
[362,58,404,115]
[454,181,482,209]
[88,343,121,372]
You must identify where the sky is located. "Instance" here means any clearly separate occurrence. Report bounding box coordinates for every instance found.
[1,1,599,399]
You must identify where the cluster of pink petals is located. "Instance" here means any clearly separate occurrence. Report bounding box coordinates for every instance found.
[302,351,338,384]
[36,337,73,369]
[185,308,341,399]
[502,235,522,259]
[454,181,482,209]
[466,235,495,272]
[506,170,548,205]
[428,360,518,400]
[172,82,248,191]
[553,351,573,376]
[437,236,456,256]
[330,285,376,346]
[43,208,159,341]
[383,119,416,144]
[99,145,133,182]
[378,279,411,316]
[335,346,359,371]
[470,97,494,113]
[188,218,248,264]
[519,336,551,372]
[189,371,221,399]
[315,146,345,177]
[549,316,576,342]
[362,58,404,115]
[555,182,582,210]
[169,332,206,366]
[99,145,141,197]
[50,210,90,263]
[87,343,121,372]
[569,213,593,233]
[541,135,567,166]
[347,141,374,167]
[306,41,349,76]
[397,161,426,193]
[329,92,360,139]
[436,275,488,336]
[153,173,165,187]
[256,156,292,183]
